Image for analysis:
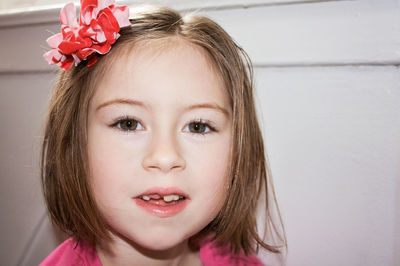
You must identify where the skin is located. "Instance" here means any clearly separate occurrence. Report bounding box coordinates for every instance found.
[87,38,233,265]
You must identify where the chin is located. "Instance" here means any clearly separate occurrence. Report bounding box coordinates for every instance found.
[110,226,190,254]
[135,231,188,251]
[141,240,178,251]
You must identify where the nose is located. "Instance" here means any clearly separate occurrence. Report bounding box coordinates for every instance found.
[142,130,186,173]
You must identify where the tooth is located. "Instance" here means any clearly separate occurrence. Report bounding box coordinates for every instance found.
[142,195,150,201]
[163,194,180,202]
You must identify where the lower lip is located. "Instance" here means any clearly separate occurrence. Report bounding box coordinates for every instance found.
[133,198,189,218]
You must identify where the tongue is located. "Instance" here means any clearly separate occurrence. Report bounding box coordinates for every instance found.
[148,194,162,200]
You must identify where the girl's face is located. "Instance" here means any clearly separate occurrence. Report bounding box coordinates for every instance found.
[87,39,232,251]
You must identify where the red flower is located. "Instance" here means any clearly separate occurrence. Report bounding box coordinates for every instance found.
[43,0,130,70]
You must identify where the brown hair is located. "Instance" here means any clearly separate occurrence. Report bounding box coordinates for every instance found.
[41,4,287,256]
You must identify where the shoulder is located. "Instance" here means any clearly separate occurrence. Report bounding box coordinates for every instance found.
[39,237,102,266]
[199,238,264,266]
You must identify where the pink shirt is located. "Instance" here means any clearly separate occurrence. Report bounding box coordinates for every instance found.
[40,237,264,266]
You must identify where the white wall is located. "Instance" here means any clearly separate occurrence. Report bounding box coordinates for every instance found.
[0,0,399,265]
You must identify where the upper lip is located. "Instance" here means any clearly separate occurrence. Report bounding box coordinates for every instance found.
[135,187,190,199]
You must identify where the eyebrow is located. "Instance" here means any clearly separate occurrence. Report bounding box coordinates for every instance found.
[96,98,230,117]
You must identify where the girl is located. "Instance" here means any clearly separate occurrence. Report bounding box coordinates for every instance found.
[40,0,287,265]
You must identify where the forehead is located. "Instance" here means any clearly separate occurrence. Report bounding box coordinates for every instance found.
[92,38,230,111]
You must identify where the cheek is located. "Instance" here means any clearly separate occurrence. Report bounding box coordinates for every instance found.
[197,155,230,191]
[86,129,139,207]
[188,138,232,212]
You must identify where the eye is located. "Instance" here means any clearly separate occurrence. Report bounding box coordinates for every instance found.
[184,119,216,135]
[112,117,144,132]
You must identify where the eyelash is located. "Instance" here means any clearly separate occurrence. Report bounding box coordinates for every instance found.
[110,115,217,136]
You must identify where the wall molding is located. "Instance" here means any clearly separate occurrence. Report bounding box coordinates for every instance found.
[0,0,349,28]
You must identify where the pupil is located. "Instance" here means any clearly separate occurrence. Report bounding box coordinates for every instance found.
[122,120,136,130]
[192,123,204,133]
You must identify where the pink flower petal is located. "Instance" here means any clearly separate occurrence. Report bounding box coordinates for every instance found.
[71,53,82,65]
[43,49,59,64]
[80,0,98,25]
[97,0,114,12]
[60,2,78,27]
[111,5,130,28]
[95,30,106,42]
[46,33,63,48]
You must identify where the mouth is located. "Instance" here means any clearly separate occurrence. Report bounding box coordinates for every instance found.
[133,187,190,218]
[138,193,186,205]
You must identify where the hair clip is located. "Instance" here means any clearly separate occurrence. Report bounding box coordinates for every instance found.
[43,0,130,70]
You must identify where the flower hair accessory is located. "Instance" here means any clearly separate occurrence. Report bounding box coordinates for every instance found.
[43,0,130,70]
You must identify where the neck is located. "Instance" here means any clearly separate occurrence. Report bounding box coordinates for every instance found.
[96,234,202,266]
